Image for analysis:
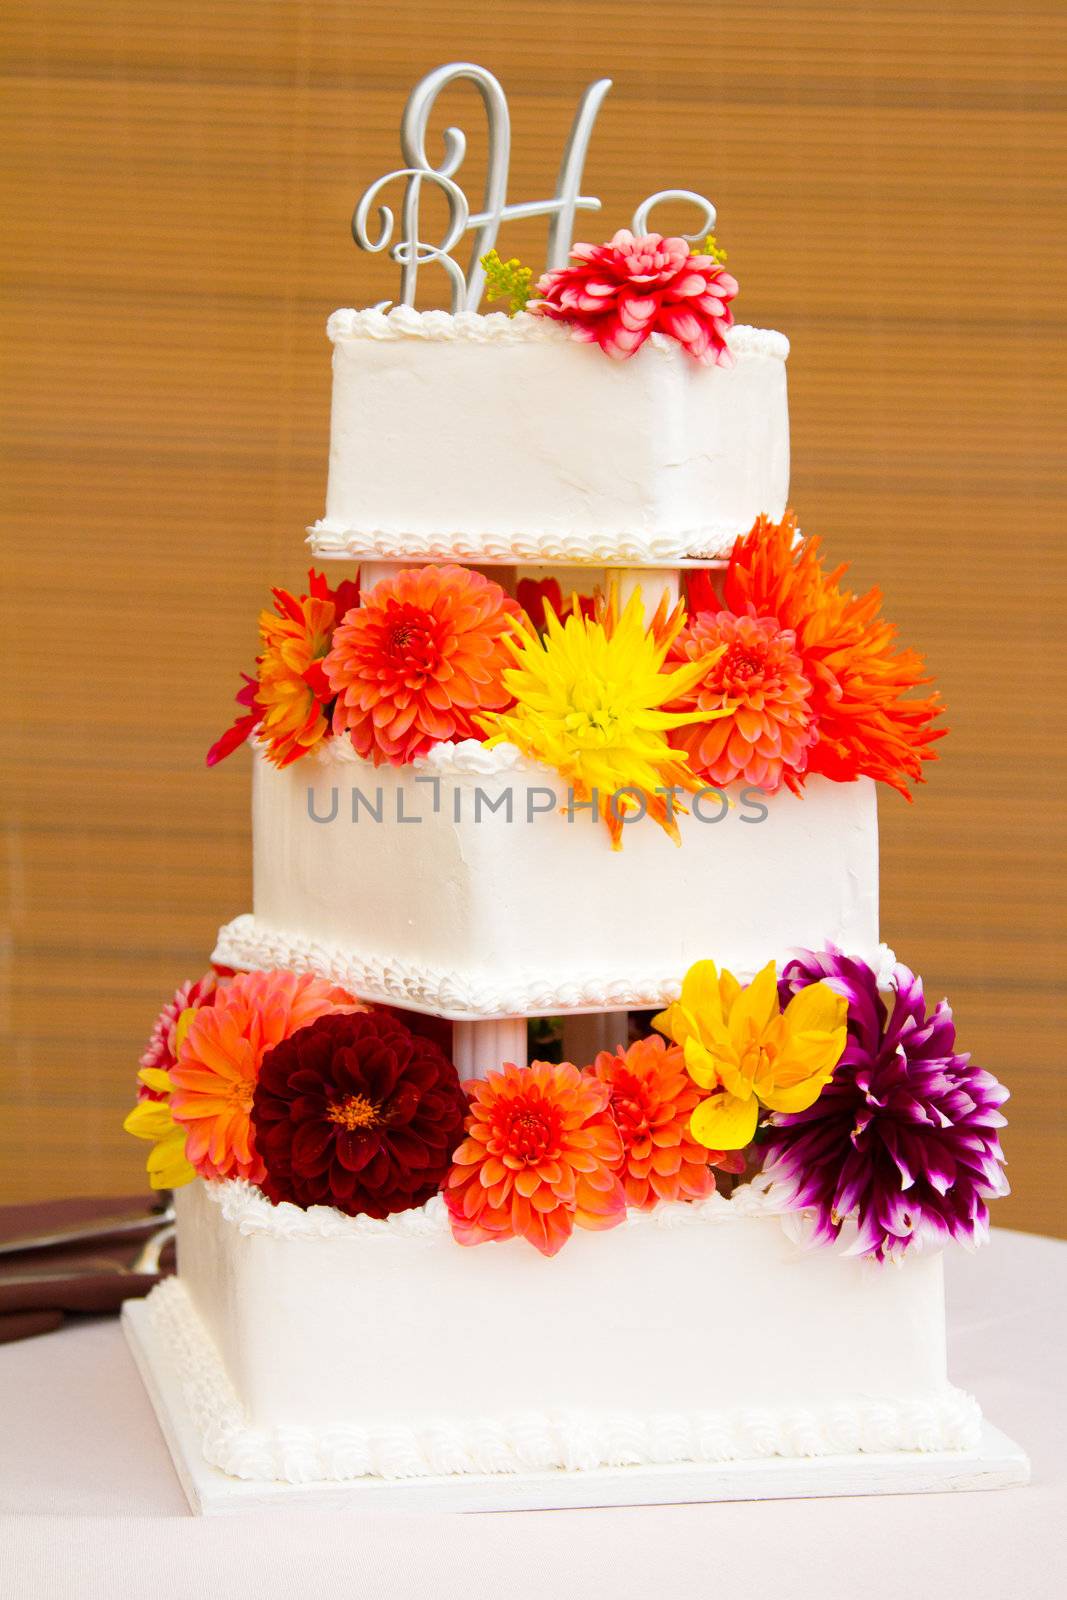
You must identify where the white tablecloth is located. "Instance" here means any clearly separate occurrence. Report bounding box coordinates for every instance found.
[1,1228,1064,1600]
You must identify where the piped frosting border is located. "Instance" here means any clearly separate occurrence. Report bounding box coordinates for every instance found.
[212,913,898,1021]
[145,1275,982,1483]
[204,1172,796,1242]
[307,520,751,564]
[326,305,790,360]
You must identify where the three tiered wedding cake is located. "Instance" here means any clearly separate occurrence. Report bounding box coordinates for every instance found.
[122,65,1022,1513]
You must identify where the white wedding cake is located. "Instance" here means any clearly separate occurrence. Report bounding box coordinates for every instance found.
[122,65,1021,1513]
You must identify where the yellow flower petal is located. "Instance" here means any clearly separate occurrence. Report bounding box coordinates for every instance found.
[175,1006,197,1054]
[123,1101,175,1141]
[716,1048,756,1102]
[782,980,848,1039]
[653,999,697,1049]
[678,961,726,1033]
[682,1036,720,1091]
[146,1129,196,1189]
[137,1066,173,1096]
[718,968,742,1015]
[759,1072,836,1115]
[728,960,779,1037]
[651,1002,674,1039]
[124,1098,196,1188]
[690,1090,759,1151]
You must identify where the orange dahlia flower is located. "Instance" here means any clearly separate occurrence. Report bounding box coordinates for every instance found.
[325,565,522,766]
[588,1035,744,1209]
[168,969,364,1184]
[255,592,337,767]
[708,514,945,796]
[444,1060,626,1256]
[668,609,817,792]
[207,570,361,769]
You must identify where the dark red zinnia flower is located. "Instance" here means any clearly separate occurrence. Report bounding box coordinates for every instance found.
[251,1011,467,1218]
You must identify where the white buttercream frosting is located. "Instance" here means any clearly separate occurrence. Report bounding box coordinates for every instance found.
[307,735,539,778]
[213,912,691,1016]
[204,1173,796,1243]
[326,305,790,360]
[315,302,791,566]
[308,521,754,565]
[146,1276,982,1484]
[236,747,883,1022]
[214,912,894,1021]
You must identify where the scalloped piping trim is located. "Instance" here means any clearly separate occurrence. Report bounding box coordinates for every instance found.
[306,519,752,564]
[326,306,790,362]
[298,736,541,778]
[145,1277,982,1483]
[202,1173,797,1243]
[211,913,898,1020]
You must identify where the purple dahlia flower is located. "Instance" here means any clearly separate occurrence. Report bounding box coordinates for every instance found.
[761,947,1009,1262]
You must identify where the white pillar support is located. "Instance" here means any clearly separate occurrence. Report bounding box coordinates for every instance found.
[452,1017,528,1081]
[360,560,409,593]
[560,1011,630,1066]
[614,567,681,615]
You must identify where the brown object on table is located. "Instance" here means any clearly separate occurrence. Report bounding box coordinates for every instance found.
[0,1194,175,1344]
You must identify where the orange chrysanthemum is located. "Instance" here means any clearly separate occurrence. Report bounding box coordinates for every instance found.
[444,1060,626,1256]
[325,565,522,766]
[696,514,945,797]
[668,610,817,793]
[207,571,361,769]
[588,1035,744,1210]
[255,592,337,768]
[169,969,364,1184]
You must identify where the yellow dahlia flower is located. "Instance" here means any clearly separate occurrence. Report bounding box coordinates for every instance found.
[123,1066,195,1189]
[479,589,725,847]
[654,959,847,1150]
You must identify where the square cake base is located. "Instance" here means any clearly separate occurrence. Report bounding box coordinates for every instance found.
[122,1296,1028,1516]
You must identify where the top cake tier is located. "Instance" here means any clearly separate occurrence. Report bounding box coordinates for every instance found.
[308,307,789,568]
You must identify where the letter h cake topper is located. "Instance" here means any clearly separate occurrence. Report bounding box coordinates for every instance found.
[352,62,718,313]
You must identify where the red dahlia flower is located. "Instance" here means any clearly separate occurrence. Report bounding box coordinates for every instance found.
[530,230,739,364]
[251,1011,467,1218]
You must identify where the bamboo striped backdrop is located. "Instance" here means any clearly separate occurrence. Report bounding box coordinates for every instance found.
[1,1,1065,1234]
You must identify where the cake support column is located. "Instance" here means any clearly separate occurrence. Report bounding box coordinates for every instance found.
[360,560,408,592]
[452,1017,528,1080]
[615,567,680,613]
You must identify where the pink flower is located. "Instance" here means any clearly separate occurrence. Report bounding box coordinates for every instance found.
[530,230,739,364]
[137,972,224,1101]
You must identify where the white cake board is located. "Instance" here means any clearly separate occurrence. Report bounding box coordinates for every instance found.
[122,1299,1030,1517]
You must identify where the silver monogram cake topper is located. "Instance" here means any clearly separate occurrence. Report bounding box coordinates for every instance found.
[353,62,717,313]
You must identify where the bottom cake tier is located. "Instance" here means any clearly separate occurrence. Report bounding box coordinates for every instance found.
[143,1177,984,1487]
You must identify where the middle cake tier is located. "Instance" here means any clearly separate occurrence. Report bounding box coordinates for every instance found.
[213,740,882,1021]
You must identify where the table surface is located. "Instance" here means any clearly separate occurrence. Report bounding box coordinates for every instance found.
[1,1228,1065,1600]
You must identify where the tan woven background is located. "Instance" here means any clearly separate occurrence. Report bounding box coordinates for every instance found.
[2,2,1065,1233]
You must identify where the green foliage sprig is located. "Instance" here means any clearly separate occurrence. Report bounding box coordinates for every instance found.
[480,249,535,314]
[692,233,728,265]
